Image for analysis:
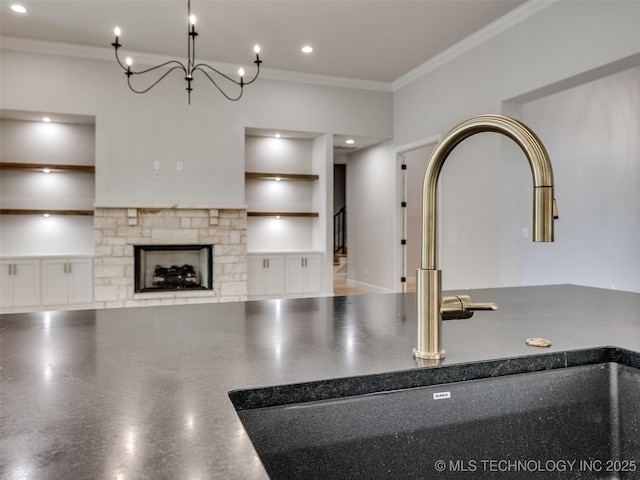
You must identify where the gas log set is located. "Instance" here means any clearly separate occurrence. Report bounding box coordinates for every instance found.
[152,264,200,289]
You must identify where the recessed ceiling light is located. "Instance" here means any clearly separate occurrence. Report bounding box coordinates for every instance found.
[43,213,51,218]
[345,139,355,145]
[42,168,51,174]
[11,4,27,13]
[42,117,51,123]
[275,133,281,138]
[301,46,313,54]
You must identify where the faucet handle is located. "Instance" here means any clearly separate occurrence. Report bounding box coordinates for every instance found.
[441,294,497,320]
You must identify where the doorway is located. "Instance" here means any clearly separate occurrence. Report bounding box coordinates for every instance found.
[332,163,349,291]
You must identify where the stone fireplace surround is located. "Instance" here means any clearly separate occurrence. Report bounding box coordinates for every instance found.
[94,206,247,309]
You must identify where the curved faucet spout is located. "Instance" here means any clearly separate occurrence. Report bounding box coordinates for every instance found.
[422,114,555,270]
[414,114,556,360]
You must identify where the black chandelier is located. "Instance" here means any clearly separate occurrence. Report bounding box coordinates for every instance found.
[111,0,262,103]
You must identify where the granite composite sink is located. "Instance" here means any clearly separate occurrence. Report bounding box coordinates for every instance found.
[229,347,640,479]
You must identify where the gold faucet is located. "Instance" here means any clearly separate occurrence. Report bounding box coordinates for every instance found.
[413,114,556,360]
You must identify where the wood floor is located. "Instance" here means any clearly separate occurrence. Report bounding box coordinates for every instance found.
[332,279,416,296]
[333,278,375,296]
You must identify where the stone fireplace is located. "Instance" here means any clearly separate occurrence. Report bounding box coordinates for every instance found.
[93,206,247,308]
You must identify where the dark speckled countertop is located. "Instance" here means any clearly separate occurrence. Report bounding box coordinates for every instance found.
[1,285,639,479]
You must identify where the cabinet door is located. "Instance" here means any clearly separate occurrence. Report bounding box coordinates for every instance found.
[1,259,40,308]
[303,254,323,293]
[13,260,40,307]
[67,258,93,304]
[248,255,285,297]
[285,255,306,294]
[264,256,285,296]
[248,256,267,296]
[41,259,69,305]
[286,254,322,294]
[42,258,94,305]
[0,261,13,307]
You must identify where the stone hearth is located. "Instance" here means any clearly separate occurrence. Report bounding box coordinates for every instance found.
[93,206,247,308]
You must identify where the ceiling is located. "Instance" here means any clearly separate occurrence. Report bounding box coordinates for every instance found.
[1,0,526,151]
[1,0,525,83]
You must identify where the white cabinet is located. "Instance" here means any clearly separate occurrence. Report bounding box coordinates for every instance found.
[248,255,285,297]
[0,259,40,307]
[41,257,93,306]
[248,252,322,299]
[0,256,93,312]
[285,254,322,295]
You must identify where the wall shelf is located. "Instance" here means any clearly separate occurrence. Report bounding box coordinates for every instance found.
[245,172,318,181]
[1,209,94,216]
[0,162,95,173]
[1,161,94,217]
[247,212,318,218]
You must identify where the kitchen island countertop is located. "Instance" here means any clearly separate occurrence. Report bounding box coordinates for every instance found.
[1,284,639,479]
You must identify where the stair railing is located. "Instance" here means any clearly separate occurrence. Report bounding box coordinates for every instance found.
[333,206,346,254]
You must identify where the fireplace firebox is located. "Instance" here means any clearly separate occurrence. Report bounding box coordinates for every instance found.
[134,245,213,293]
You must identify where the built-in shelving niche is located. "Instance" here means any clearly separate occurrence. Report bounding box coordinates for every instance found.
[1,110,96,266]
[244,130,323,255]
[0,163,95,216]
[245,171,319,218]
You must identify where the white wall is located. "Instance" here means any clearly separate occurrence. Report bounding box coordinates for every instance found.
[246,179,315,213]
[0,215,95,256]
[517,67,640,293]
[312,133,333,294]
[1,170,94,210]
[1,49,392,208]
[386,0,640,292]
[246,218,316,252]
[1,119,95,165]
[245,136,314,174]
[346,141,396,293]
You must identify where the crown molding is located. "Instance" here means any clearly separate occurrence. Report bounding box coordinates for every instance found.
[0,36,392,93]
[392,0,558,92]
[1,0,555,96]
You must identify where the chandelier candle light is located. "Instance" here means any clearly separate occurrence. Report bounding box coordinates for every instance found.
[111,0,261,103]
